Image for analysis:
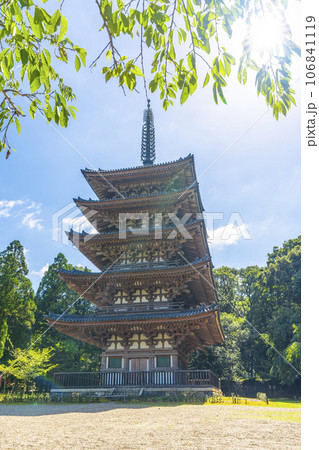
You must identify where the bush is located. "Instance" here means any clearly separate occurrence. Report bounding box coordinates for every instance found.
[257,392,268,404]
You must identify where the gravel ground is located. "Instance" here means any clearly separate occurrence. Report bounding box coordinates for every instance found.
[0,403,300,449]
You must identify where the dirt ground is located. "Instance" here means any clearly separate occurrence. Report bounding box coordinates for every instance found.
[0,402,300,449]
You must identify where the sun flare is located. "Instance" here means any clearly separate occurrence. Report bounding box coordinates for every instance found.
[248,12,286,56]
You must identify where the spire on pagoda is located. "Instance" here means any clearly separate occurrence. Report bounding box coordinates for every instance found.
[141,100,155,166]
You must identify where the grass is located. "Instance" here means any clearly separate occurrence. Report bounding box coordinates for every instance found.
[0,392,301,411]
[267,398,301,408]
[205,396,301,409]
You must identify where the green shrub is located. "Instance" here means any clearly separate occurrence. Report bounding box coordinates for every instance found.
[257,392,269,404]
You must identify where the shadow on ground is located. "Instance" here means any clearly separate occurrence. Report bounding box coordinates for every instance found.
[0,401,183,417]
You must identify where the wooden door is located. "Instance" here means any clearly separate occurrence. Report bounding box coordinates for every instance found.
[130,358,148,371]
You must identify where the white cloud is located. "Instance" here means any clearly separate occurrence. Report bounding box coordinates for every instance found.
[31,263,49,278]
[0,200,23,217]
[22,212,43,231]
[208,222,251,250]
[0,198,43,231]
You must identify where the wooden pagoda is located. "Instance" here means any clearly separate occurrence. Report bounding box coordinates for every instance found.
[48,104,224,393]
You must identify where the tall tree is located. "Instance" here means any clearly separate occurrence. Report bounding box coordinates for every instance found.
[34,253,100,372]
[0,240,35,360]
[190,236,301,385]
[263,236,301,385]
[189,312,249,381]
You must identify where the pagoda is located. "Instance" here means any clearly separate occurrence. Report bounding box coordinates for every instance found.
[48,103,224,391]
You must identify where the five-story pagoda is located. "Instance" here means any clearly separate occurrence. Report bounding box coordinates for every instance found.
[48,103,224,390]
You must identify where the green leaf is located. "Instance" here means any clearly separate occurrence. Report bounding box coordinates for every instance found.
[68,106,77,120]
[203,72,210,88]
[213,82,218,104]
[130,65,144,76]
[187,53,195,70]
[30,69,41,93]
[76,48,87,66]
[34,7,44,25]
[29,100,38,119]
[223,52,235,64]
[1,59,10,79]
[15,118,21,135]
[47,10,61,34]
[217,84,227,104]
[180,84,190,105]
[20,49,28,66]
[75,55,81,72]
[58,15,68,43]
[26,11,42,39]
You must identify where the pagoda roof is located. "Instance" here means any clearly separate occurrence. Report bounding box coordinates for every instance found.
[74,184,203,211]
[46,303,224,348]
[57,256,218,307]
[47,303,217,323]
[73,185,204,234]
[58,255,211,278]
[58,254,209,277]
[66,219,210,270]
[82,154,195,179]
[82,155,197,200]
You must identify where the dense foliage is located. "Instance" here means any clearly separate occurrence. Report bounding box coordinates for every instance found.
[33,253,101,373]
[0,240,35,359]
[0,0,87,158]
[0,249,100,392]
[189,236,301,386]
[0,0,299,158]
[0,236,300,392]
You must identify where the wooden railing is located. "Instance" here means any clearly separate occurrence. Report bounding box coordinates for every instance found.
[104,260,182,272]
[53,370,221,390]
[105,302,184,314]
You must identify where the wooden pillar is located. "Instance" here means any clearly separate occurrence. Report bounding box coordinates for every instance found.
[171,354,179,369]
[101,355,107,370]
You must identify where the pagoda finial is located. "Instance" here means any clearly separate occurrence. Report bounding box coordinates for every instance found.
[141,100,155,166]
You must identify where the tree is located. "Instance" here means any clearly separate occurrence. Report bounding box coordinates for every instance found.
[33,253,100,372]
[262,236,301,385]
[0,0,86,158]
[1,0,299,158]
[190,236,301,385]
[0,346,57,393]
[0,240,35,360]
[189,312,249,381]
[34,252,94,333]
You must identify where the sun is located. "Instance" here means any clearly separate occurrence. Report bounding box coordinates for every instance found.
[248,12,286,56]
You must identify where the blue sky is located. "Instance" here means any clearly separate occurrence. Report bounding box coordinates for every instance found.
[0,1,300,290]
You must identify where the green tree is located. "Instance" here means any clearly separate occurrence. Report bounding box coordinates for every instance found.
[189,312,249,380]
[0,0,86,158]
[34,252,94,332]
[33,253,100,372]
[262,236,301,385]
[190,237,301,385]
[92,0,299,116]
[1,0,299,158]
[0,240,35,359]
[0,346,57,393]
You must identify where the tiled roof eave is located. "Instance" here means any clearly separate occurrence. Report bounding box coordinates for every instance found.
[73,184,200,207]
[66,218,205,242]
[81,154,194,177]
[57,255,211,278]
[46,303,218,324]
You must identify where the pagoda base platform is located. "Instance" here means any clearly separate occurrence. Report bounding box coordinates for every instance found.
[50,386,222,400]
[51,369,222,399]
